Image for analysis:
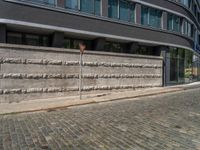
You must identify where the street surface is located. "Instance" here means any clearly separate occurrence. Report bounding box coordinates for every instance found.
[0,88,200,150]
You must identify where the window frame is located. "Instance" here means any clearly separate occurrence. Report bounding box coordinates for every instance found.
[108,0,136,23]
[65,0,102,16]
[141,6,162,29]
[167,13,181,33]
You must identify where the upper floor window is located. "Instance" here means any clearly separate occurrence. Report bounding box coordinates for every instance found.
[108,0,135,22]
[26,0,56,6]
[80,0,101,15]
[141,6,162,28]
[65,0,101,15]
[182,19,193,37]
[167,13,181,32]
[180,0,191,8]
[193,4,197,16]
[65,0,79,10]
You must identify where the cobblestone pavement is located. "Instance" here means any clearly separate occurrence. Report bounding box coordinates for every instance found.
[1,88,200,150]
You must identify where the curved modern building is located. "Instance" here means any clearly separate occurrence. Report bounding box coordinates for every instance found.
[0,0,200,85]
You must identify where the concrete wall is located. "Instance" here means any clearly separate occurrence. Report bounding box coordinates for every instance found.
[0,44,163,103]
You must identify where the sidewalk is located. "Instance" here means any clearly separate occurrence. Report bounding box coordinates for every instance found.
[0,82,200,115]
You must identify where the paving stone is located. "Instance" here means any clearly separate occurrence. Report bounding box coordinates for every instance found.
[0,88,200,149]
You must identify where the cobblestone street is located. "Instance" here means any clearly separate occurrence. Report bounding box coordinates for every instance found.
[1,88,200,150]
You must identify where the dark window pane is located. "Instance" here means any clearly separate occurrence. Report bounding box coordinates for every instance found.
[173,15,180,32]
[119,0,129,21]
[28,0,55,5]
[104,41,124,53]
[141,6,148,25]
[108,0,118,19]
[65,0,79,9]
[7,32,23,44]
[167,14,173,30]
[64,39,71,48]
[41,36,49,46]
[130,4,135,22]
[81,0,94,14]
[95,0,101,15]
[25,34,40,46]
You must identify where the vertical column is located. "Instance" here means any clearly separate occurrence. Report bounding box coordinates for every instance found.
[0,24,6,43]
[93,38,106,51]
[157,46,170,86]
[52,32,64,48]
[162,11,168,30]
[102,0,108,17]
[135,3,141,25]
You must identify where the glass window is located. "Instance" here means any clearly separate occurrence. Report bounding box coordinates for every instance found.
[183,20,188,35]
[173,15,180,32]
[25,34,40,46]
[141,6,148,26]
[42,36,49,46]
[130,4,135,22]
[47,0,55,5]
[119,0,135,22]
[32,0,56,6]
[108,0,135,22]
[65,0,79,10]
[167,14,173,31]
[119,0,129,22]
[149,8,156,27]
[141,6,162,28]
[64,39,71,48]
[65,0,101,15]
[167,13,180,32]
[104,41,124,53]
[7,32,23,44]
[95,0,101,15]
[108,0,118,19]
[64,38,92,50]
[81,0,94,14]
[182,19,192,37]
[7,32,49,47]
[187,23,191,37]
[180,0,191,8]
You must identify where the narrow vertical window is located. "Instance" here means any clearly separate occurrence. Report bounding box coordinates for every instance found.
[95,0,101,15]
[149,8,157,27]
[173,15,180,32]
[167,14,173,31]
[130,4,135,22]
[141,6,149,26]
[119,0,129,21]
[108,0,118,19]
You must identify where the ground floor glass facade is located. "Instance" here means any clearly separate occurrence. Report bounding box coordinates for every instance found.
[167,48,200,85]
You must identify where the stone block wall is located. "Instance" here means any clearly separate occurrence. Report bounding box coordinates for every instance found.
[0,44,163,103]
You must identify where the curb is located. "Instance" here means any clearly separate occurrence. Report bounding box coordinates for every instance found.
[0,87,185,116]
